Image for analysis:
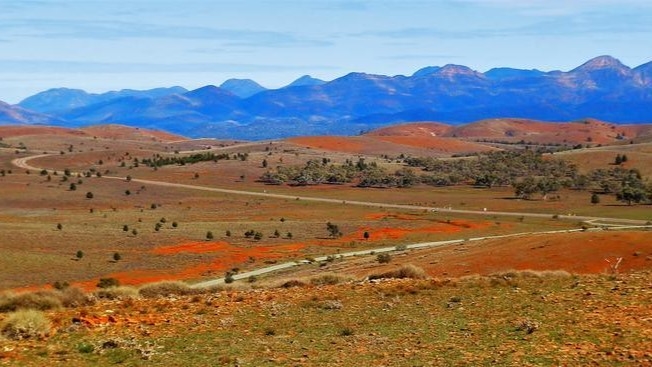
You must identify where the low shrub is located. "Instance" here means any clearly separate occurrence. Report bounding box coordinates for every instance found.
[279,279,307,289]
[368,264,429,280]
[139,281,197,298]
[376,253,392,264]
[58,287,94,308]
[94,286,139,300]
[309,273,353,286]
[96,278,120,289]
[0,291,62,312]
[1,309,51,340]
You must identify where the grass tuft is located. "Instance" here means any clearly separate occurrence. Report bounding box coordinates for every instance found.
[0,291,62,312]
[368,264,429,280]
[139,281,198,298]
[1,309,51,340]
[94,286,139,300]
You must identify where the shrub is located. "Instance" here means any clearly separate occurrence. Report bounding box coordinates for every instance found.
[309,273,353,286]
[376,253,392,263]
[0,291,62,312]
[138,281,197,298]
[279,279,306,289]
[94,286,139,300]
[96,278,120,289]
[368,264,429,280]
[1,309,51,340]
[58,287,94,308]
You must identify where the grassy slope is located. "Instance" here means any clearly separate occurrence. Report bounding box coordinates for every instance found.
[2,271,651,366]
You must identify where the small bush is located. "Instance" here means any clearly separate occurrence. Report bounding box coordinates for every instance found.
[139,281,197,298]
[59,287,94,308]
[96,278,120,289]
[1,309,51,340]
[0,291,62,312]
[339,327,354,336]
[309,273,353,286]
[376,253,392,264]
[94,286,139,300]
[368,264,428,280]
[279,279,306,289]
[395,244,408,251]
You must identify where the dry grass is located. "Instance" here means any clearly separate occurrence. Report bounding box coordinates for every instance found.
[367,264,429,280]
[93,286,139,300]
[0,291,62,312]
[0,309,51,340]
[138,281,198,298]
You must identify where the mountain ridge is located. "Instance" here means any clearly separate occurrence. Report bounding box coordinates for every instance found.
[5,55,652,140]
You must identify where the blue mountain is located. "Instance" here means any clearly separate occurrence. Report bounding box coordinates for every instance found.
[7,55,652,139]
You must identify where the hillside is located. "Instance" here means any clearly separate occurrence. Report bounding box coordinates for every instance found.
[366,118,652,146]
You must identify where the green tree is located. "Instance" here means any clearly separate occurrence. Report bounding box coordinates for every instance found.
[85,192,94,199]
[590,193,600,205]
[206,231,214,240]
[75,250,83,260]
[326,222,341,238]
[113,252,121,262]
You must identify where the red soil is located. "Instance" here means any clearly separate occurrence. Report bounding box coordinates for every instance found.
[415,231,652,277]
[372,136,496,153]
[287,136,369,153]
[367,122,454,137]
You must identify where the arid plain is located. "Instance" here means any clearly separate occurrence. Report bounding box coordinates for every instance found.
[1,119,651,366]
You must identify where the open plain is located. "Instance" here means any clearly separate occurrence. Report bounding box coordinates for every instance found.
[1,121,651,365]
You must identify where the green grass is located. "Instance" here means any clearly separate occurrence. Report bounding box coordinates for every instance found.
[7,271,650,366]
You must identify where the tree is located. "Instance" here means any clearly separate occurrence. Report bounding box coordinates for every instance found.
[273,229,280,238]
[254,232,263,241]
[614,154,623,165]
[172,221,178,228]
[326,222,341,238]
[206,231,214,240]
[225,230,231,237]
[57,223,63,231]
[69,183,77,191]
[76,250,84,260]
[363,231,370,240]
[113,252,121,262]
[131,228,138,236]
[85,192,94,199]
[590,193,600,205]
[262,159,268,168]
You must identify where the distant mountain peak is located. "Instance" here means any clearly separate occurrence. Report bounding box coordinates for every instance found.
[572,55,629,73]
[286,75,326,88]
[434,64,483,78]
[219,79,266,98]
[412,66,441,78]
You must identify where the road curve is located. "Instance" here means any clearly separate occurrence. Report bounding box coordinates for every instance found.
[12,153,650,227]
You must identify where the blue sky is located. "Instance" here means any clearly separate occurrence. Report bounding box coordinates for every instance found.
[1,0,651,103]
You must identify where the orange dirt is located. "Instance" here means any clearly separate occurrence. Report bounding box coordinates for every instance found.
[409,231,652,277]
[372,135,496,153]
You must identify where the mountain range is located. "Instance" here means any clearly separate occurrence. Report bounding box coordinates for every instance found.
[2,56,651,140]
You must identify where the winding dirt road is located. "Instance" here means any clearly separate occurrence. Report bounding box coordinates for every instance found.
[12,153,649,226]
[11,153,652,286]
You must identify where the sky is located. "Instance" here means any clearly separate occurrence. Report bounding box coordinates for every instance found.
[1,0,651,103]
